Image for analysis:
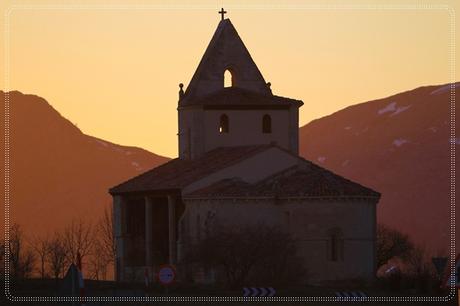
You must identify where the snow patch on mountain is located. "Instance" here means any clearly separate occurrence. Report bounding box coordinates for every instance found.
[390,105,411,116]
[378,102,411,116]
[450,138,460,145]
[378,102,397,115]
[393,139,409,147]
[131,161,142,170]
[430,82,460,95]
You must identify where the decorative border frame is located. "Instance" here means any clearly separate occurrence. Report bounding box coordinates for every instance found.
[3,3,456,303]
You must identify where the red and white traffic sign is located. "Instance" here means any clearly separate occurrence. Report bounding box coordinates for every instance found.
[157,265,176,286]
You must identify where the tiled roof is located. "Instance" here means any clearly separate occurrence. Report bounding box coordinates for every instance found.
[185,163,381,199]
[109,145,271,195]
[180,87,303,108]
[110,144,380,199]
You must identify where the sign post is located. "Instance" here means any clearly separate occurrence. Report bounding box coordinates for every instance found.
[157,264,176,296]
[442,254,460,291]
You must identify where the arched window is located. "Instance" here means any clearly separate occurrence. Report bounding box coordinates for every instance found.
[224,69,234,88]
[219,114,229,133]
[328,228,344,262]
[262,114,272,134]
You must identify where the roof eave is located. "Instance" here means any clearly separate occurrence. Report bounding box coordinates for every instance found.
[109,187,182,197]
[183,194,381,201]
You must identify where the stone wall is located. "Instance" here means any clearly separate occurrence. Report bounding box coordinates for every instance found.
[179,197,377,283]
[202,109,292,153]
[178,107,298,160]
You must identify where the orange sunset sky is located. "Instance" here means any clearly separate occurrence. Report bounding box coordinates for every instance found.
[1,0,459,157]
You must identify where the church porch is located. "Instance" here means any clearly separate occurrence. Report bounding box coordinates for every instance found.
[113,192,184,282]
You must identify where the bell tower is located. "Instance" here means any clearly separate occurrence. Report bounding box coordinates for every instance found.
[177,12,303,160]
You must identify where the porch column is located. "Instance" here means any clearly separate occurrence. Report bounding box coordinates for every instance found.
[168,195,177,265]
[113,195,126,281]
[145,196,153,268]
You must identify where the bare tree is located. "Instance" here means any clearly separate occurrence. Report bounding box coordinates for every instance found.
[405,245,437,293]
[9,223,22,278]
[20,249,36,279]
[377,224,414,268]
[62,218,93,267]
[97,206,116,268]
[88,239,109,280]
[88,206,115,280]
[406,245,432,277]
[47,232,67,280]
[188,223,306,287]
[30,235,50,279]
[7,223,37,279]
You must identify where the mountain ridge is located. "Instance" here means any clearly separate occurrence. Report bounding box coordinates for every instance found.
[299,81,459,253]
[1,82,457,255]
[0,90,169,235]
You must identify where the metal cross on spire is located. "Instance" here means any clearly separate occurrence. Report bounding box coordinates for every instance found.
[219,8,227,21]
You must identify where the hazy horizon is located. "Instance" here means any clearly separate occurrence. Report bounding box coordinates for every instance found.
[2,80,457,159]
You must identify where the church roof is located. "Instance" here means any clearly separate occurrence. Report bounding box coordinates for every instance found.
[186,164,381,199]
[109,145,271,195]
[110,144,380,199]
[180,87,303,108]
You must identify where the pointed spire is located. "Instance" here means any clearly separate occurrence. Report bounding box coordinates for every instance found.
[182,19,270,102]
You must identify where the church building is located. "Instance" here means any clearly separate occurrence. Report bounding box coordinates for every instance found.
[109,13,380,284]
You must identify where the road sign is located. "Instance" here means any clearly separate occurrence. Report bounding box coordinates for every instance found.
[158,265,176,286]
[242,287,275,297]
[442,254,460,288]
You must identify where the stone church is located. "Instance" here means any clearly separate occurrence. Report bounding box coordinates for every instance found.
[109,14,380,284]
